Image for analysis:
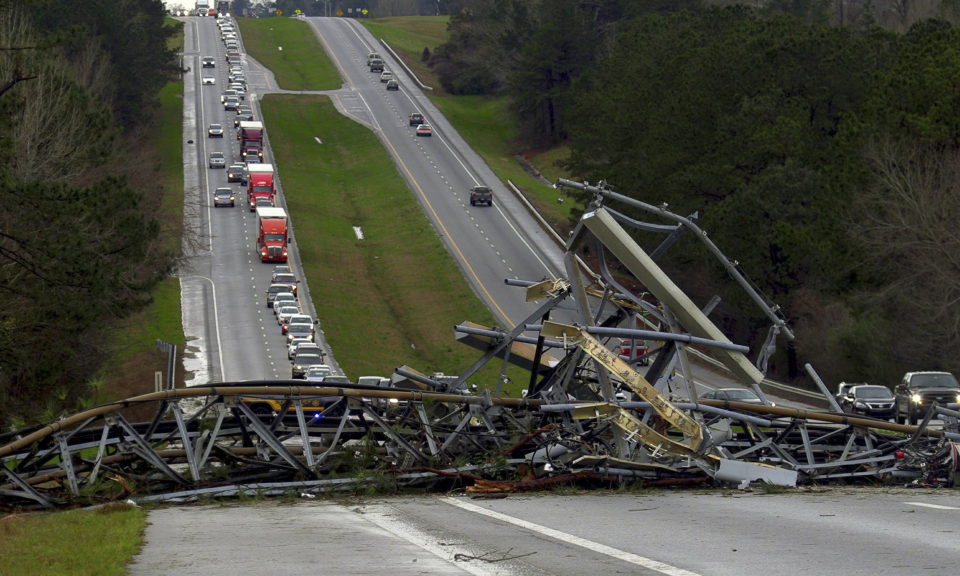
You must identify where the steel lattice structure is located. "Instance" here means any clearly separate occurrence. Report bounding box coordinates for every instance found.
[2,179,959,509]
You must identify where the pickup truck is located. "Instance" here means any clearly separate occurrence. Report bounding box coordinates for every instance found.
[469,186,493,206]
[370,59,384,73]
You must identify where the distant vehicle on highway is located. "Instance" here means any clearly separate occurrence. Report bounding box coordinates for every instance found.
[223,96,240,111]
[286,322,314,344]
[416,124,432,137]
[835,381,863,404]
[318,375,351,385]
[234,113,254,128]
[841,385,895,420]
[276,305,300,326]
[284,315,313,336]
[202,57,216,68]
[266,284,289,307]
[366,51,381,66]
[201,76,216,85]
[305,365,333,383]
[469,185,492,206]
[271,265,292,282]
[273,273,298,294]
[292,351,324,379]
[386,79,399,91]
[213,187,235,207]
[379,71,393,83]
[208,123,223,137]
[409,112,424,126]
[895,371,960,425]
[618,339,652,365]
[273,292,297,315]
[700,388,766,405]
[227,164,247,184]
[288,338,313,359]
[208,152,225,168]
[370,59,384,72]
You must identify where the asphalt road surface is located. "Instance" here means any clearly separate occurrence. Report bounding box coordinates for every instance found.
[131,490,960,575]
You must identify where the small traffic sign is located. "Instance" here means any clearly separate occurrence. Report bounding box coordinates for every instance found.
[276,9,282,15]
[295,8,301,14]
[336,9,343,16]
[362,8,368,14]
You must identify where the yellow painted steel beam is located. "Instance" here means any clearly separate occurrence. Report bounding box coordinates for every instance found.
[581,207,764,385]
[541,321,706,452]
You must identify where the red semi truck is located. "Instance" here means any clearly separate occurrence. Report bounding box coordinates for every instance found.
[246,163,275,211]
[238,121,264,161]
[256,207,288,262]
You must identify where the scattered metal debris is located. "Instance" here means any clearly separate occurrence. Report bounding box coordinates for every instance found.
[2,179,959,509]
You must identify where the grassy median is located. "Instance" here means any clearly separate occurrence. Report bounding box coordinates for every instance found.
[260,94,525,391]
[236,17,341,91]
[0,504,146,576]
[362,17,574,229]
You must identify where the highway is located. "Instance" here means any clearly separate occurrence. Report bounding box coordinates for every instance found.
[178,15,341,386]
[175,14,820,410]
[132,491,960,575]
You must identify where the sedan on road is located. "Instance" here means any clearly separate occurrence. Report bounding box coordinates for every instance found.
[201,76,216,85]
[700,388,767,405]
[288,338,313,359]
[276,305,300,326]
[213,188,235,207]
[202,57,216,68]
[223,97,240,111]
[386,79,399,91]
[208,123,224,137]
[286,322,314,343]
[379,71,393,83]
[841,385,896,420]
[416,124,432,137]
[305,365,334,383]
[208,152,225,168]
[273,273,298,294]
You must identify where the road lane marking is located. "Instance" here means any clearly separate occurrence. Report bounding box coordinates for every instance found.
[441,498,703,576]
[904,502,959,510]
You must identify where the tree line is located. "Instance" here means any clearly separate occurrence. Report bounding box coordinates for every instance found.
[0,0,178,425]
[432,0,960,387]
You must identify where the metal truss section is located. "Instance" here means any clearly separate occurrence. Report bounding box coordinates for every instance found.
[2,179,960,508]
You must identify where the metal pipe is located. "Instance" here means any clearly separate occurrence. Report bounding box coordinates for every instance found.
[539,402,773,427]
[524,324,750,354]
[0,384,546,459]
[804,364,844,413]
[504,278,539,287]
[453,325,565,348]
[555,178,794,340]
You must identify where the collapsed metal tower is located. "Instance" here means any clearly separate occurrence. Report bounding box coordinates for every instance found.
[2,179,959,509]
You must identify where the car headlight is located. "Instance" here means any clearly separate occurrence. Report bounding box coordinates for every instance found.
[388,398,399,404]
[911,393,921,403]
[854,401,867,409]
[956,393,960,404]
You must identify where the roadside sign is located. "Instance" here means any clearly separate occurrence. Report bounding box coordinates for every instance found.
[362,9,368,15]
[348,8,353,13]
[295,8,301,14]
[336,9,343,15]
[276,9,282,15]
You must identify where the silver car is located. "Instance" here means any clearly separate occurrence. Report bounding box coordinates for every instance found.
[208,152,226,168]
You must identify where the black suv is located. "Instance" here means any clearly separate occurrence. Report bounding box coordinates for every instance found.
[409,112,424,126]
[895,372,960,425]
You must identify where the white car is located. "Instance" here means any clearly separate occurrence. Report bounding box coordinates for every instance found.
[273,293,297,315]
[379,71,393,83]
[305,365,333,383]
[276,305,300,326]
[288,338,312,359]
[201,76,216,85]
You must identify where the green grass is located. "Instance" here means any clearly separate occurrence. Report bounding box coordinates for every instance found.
[0,504,146,576]
[260,94,526,394]
[165,17,184,52]
[362,16,448,89]
[157,80,184,253]
[236,18,341,91]
[362,17,575,231]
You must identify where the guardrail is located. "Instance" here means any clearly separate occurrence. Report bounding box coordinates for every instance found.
[379,38,433,92]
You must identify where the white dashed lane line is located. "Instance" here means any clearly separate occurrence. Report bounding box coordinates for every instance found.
[904,502,960,510]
